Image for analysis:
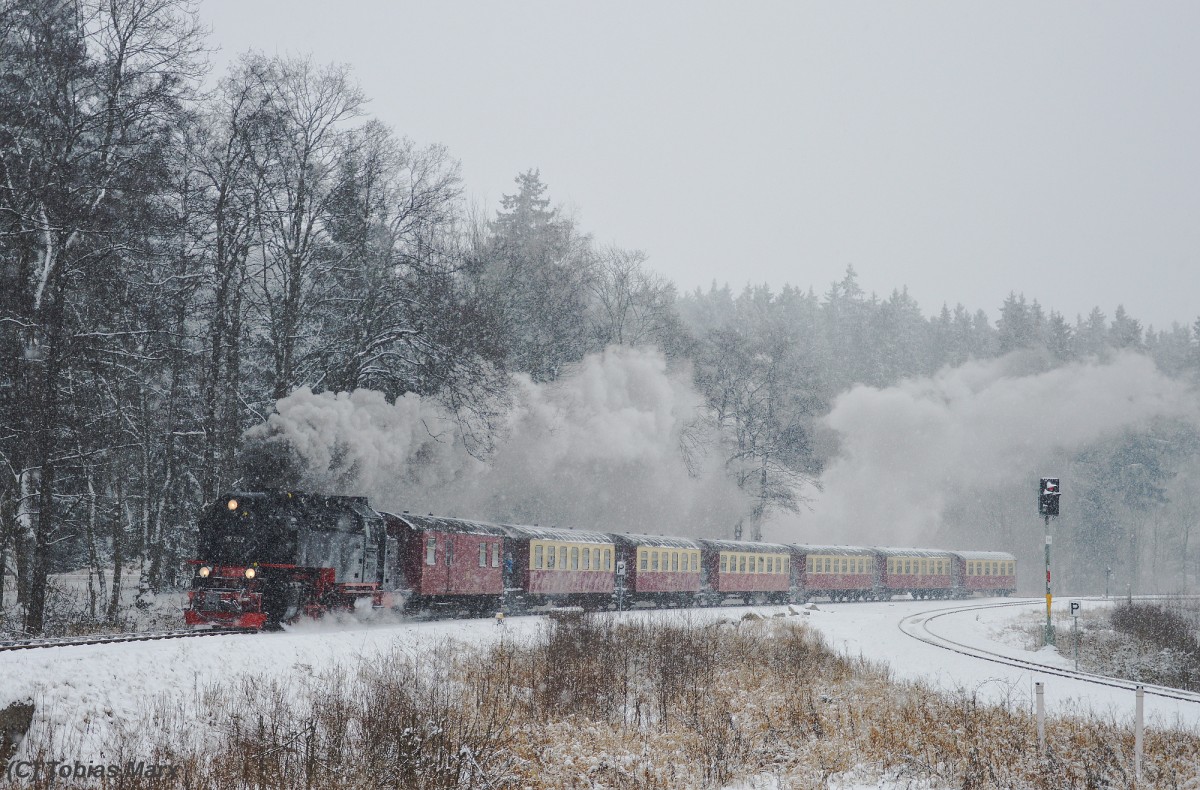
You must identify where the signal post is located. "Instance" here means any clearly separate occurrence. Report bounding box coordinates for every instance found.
[1039,477,1060,646]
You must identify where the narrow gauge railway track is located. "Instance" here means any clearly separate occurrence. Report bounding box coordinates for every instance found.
[0,593,1176,655]
[0,596,1006,652]
[898,597,1200,705]
[0,628,247,653]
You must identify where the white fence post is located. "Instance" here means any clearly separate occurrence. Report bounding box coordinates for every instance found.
[1135,685,1144,783]
[1036,681,1045,750]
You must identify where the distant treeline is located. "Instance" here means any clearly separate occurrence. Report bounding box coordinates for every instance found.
[2,0,1198,633]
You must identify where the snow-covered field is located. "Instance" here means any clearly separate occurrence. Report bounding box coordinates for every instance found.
[807,596,1200,728]
[3,596,1197,787]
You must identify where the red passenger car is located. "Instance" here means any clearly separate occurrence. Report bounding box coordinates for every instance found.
[699,539,792,605]
[793,545,880,601]
[501,524,616,609]
[950,550,1016,597]
[382,512,507,615]
[612,534,702,607]
[877,547,956,599]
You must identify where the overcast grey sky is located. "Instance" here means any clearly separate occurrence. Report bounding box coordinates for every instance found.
[199,1,1200,330]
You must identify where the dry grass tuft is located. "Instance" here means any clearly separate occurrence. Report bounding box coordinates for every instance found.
[4,613,1200,788]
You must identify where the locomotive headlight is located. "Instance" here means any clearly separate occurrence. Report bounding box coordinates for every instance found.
[227,498,238,511]
[244,567,256,579]
[198,566,211,578]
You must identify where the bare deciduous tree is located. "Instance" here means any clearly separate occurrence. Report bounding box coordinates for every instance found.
[589,247,682,353]
[240,54,366,401]
[0,0,204,633]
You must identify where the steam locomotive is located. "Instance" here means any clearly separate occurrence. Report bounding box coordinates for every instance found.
[184,491,1017,629]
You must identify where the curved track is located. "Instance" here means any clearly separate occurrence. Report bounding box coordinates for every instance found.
[0,628,246,653]
[898,597,1200,705]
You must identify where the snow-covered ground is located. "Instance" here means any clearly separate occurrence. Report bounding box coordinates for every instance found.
[0,571,185,637]
[801,596,1200,729]
[3,596,1197,785]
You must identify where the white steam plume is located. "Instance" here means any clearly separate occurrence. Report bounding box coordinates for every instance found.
[771,351,1200,548]
[243,346,749,536]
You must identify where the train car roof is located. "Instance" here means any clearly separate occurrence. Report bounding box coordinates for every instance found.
[872,546,956,558]
[381,512,508,537]
[610,533,703,549]
[948,550,1017,561]
[699,538,793,553]
[789,544,877,556]
[500,523,615,544]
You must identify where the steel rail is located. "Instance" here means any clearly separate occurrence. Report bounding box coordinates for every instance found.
[0,628,247,653]
[897,597,1200,705]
